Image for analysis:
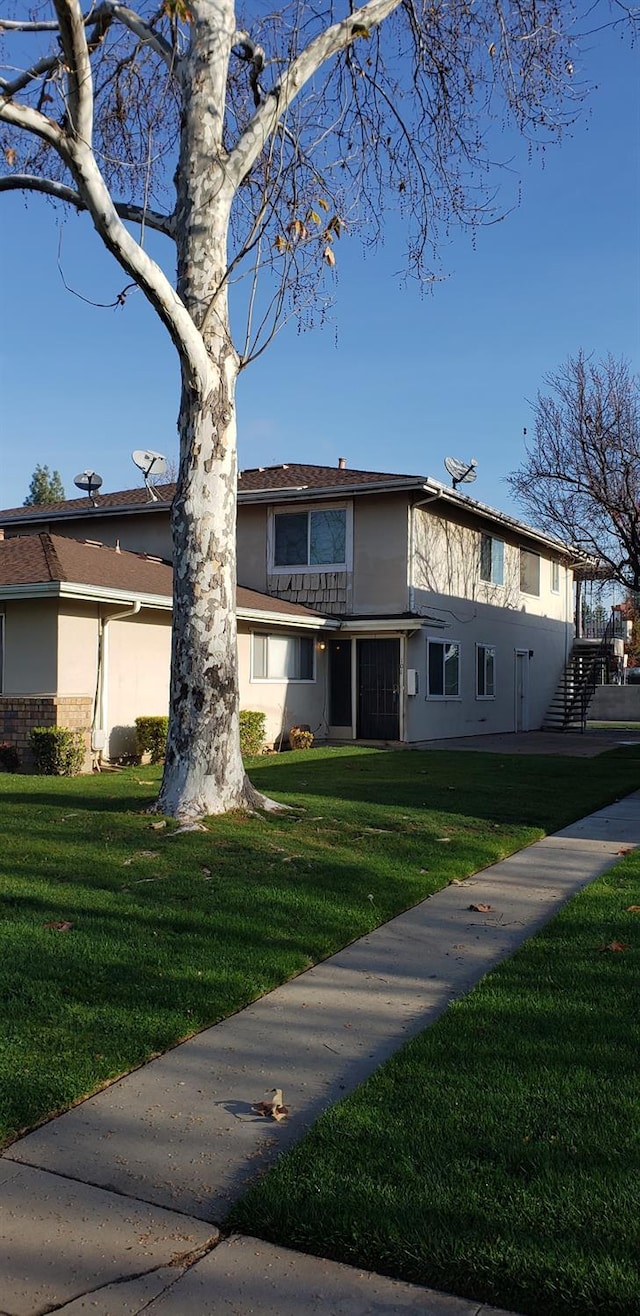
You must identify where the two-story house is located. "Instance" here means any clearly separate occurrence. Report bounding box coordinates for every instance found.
[0,462,580,765]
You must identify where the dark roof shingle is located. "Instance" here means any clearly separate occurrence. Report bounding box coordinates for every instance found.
[0,533,330,620]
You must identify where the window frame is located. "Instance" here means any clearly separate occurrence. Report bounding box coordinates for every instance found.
[269,502,352,574]
[520,547,541,597]
[476,643,496,700]
[426,637,461,700]
[250,631,316,683]
[479,533,505,587]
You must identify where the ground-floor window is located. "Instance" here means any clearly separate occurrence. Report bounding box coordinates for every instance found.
[427,639,460,697]
[476,643,496,698]
[251,632,315,681]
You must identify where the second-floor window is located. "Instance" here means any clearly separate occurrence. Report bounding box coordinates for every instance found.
[520,549,541,596]
[479,534,504,585]
[273,508,347,569]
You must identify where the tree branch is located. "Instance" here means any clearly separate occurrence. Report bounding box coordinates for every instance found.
[53,0,94,144]
[105,3,176,70]
[228,0,403,188]
[0,97,66,152]
[0,173,175,236]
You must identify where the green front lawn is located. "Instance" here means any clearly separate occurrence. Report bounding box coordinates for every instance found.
[230,847,640,1316]
[1,745,639,1152]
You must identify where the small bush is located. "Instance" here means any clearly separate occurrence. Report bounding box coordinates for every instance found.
[0,742,20,773]
[135,715,169,764]
[289,725,314,750]
[30,727,85,776]
[240,709,266,757]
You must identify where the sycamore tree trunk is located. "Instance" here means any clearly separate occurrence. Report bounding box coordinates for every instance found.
[157,5,265,820]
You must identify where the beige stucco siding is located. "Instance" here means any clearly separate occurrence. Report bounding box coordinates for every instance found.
[238,629,328,745]
[57,603,99,696]
[2,599,58,692]
[236,505,268,592]
[404,601,571,740]
[7,511,172,559]
[107,611,171,758]
[413,506,571,621]
[352,494,409,615]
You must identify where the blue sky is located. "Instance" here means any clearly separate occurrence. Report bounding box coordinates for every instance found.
[1,20,638,517]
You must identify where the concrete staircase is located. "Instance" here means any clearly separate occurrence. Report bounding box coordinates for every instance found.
[543,640,609,731]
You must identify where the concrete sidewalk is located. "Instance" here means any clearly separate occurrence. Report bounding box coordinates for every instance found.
[2,792,639,1315]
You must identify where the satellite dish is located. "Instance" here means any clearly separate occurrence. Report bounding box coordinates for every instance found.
[74,470,103,505]
[444,456,478,490]
[132,449,168,502]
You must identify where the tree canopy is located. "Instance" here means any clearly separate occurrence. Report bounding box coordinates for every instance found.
[24,463,66,506]
[508,352,640,590]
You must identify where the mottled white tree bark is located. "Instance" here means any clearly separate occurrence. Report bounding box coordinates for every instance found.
[2,0,625,817]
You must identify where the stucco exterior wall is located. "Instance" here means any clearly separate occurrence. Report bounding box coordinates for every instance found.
[413,505,571,621]
[352,495,409,615]
[236,504,268,592]
[57,603,99,696]
[6,509,172,559]
[238,629,328,746]
[404,604,572,740]
[107,610,172,758]
[2,599,58,692]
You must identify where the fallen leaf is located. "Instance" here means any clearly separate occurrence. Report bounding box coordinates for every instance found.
[419,868,430,874]
[448,878,465,886]
[616,848,633,856]
[599,940,629,952]
[149,821,167,831]
[468,903,493,913]
[43,920,73,931]
[170,823,209,835]
[626,905,640,913]
[437,837,451,843]
[252,1088,289,1121]
[202,866,212,876]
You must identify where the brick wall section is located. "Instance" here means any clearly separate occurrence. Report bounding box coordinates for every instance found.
[269,571,349,614]
[0,696,93,773]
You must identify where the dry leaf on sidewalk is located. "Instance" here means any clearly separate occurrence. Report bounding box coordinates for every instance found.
[468,903,493,913]
[252,1087,289,1121]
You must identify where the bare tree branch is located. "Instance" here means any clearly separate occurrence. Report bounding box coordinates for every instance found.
[105,3,175,71]
[228,0,403,188]
[0,172,175,234]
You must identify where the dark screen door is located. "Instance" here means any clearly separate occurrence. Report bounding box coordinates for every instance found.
[329,638,353,727]
[357,638,400,740]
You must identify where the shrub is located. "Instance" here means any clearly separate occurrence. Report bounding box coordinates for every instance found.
[30,727,85,776]
[0,742,19,773]
[240,709,266,757]
[289,725,314,750]
[135,715,169,764]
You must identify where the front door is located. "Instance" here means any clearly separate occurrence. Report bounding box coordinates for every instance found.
[515,650,528,732]
[329,637,353,727]
[357,638,400,740]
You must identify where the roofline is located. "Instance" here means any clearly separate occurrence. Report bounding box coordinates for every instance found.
[0,580,337,628]
[0,473,590,562]
[0,582,173,609]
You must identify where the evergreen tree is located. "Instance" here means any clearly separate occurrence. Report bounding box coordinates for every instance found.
[24,465,66,506]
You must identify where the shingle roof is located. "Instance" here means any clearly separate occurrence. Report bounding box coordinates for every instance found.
[0,464,418,524]
[0,533,330,620]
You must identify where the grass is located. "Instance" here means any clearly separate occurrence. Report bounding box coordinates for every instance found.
[229,847,640,1316]
[1,744,639,1157]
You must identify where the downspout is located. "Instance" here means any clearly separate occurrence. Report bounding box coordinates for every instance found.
[95,601,142,762]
